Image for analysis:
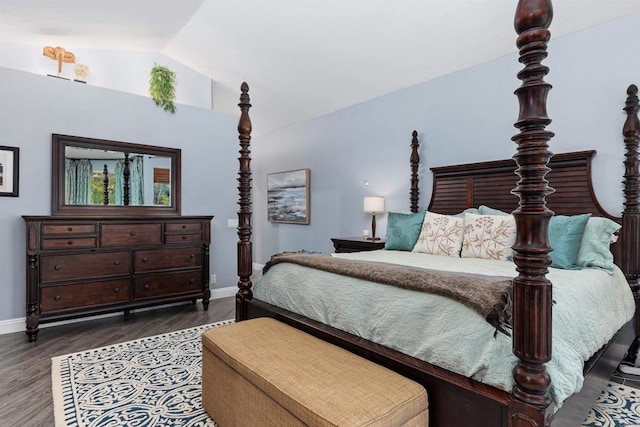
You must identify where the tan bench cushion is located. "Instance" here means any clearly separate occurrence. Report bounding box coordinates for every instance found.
[202,317,428,426]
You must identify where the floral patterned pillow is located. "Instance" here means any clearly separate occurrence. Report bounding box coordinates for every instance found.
[461,213,517,261]
[412,211,464,256]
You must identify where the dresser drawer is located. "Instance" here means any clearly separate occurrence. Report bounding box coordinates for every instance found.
[134,246,203,272]
[40,279,130,312]
[134,271,202,300]
[165,233,203,244]
[42,224,97,236]
[42,237,97,250]
[41,251,130,282]
[101,223,162,247]
[165,222,202,232]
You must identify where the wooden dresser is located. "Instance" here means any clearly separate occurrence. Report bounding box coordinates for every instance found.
[23,215,213,341]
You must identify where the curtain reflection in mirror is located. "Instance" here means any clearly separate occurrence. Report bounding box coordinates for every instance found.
[114,159,124,204]
[114,156,144,205]
[65,158,92,204]
[130,156,144,205]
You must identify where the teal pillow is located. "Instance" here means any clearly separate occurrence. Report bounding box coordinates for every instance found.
[577,217,621,274]
[548,214,591,269]
[385,211,426,251]
[479,205,510,216]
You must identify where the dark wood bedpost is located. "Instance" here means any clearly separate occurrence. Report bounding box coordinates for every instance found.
[236,82,253,322]
[102,164,109,205]
[123,153,130,206]
[509,1,555,425]
[622,84,640,287]
[622,84,640,334]
[410,130,420,213]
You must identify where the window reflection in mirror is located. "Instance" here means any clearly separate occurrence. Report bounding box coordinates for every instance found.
[64,147,172,206]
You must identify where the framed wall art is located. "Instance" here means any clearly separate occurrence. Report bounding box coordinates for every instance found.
[267,168,310,224]
[0,146,19,197]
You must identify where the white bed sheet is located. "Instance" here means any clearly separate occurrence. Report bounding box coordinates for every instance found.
[252,250,635,407]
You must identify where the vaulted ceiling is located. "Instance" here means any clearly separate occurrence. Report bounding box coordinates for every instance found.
[1,0,638,134]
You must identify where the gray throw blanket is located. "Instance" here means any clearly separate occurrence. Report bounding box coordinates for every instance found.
[263,252,513,336]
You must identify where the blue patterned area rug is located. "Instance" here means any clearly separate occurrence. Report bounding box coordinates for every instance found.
[52,320,233,427]
[52,320,639,427]
[582,382,640,427]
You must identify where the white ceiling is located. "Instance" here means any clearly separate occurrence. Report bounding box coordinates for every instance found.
[1,0,639,134]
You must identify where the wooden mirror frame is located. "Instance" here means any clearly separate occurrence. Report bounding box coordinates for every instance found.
[51,134,181,216]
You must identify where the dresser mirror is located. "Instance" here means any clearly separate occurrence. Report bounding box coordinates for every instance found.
[52,134,181,216]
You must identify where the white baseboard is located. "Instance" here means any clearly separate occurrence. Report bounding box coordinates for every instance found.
[0,317,32,335]
[210,286,237,299]
[0,286,238,336]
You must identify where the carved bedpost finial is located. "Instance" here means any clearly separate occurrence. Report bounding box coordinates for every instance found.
[622,84,640,284]
[509,0,555,425]
[238,82,252,135]
[410,130,420,213]
[236,82,253,321]
[514,0,552,34]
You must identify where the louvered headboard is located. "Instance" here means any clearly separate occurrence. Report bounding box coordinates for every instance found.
[427,150,624,267]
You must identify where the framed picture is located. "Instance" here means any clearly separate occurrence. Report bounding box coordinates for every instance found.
[0,146,19,197]
[267,168,310,224]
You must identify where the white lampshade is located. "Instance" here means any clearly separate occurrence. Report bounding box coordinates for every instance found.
[363,196,385,214]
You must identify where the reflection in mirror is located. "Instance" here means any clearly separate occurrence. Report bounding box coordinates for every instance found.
[64,147,172,206]
[52,134,181,216]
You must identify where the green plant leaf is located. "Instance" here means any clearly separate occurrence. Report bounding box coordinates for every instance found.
[149,64,177,114]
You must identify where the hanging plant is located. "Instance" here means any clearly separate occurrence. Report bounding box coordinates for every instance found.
[149,64,177,114]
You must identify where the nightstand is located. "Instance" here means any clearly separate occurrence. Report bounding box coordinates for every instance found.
[331,237,386,253]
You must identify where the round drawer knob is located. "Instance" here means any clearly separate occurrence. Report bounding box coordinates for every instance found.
[67,240,74,245]
[189,278,195,283]
[54,265,61,271]
[142,257,149,263]
[144,284,150,290]
[114,260,121,265]
[189,254,195,259]
[130,231,136,236]
[114,287,120,293]
[67,227,73,232]
[182,236,187,240]
[182,225,187,229]
[54,295,61,301]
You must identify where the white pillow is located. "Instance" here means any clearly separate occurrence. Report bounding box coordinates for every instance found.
[412,211,464,256]
[461,213,517,261]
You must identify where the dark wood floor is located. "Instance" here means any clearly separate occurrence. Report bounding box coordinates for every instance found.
[1,297,637,427]
[0,297,234,427]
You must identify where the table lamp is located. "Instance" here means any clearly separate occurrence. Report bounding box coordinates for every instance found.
[363,196,385,240]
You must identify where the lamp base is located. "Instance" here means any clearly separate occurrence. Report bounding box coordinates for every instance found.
[365,237,381,241]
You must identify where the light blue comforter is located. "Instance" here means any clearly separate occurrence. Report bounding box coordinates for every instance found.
[253,250,635,407]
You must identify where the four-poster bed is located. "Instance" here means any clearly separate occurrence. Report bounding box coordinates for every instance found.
[234,1,640,426]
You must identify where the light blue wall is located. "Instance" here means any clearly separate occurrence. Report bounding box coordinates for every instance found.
[252,13,640,263]
[0,44,214,110]
[0,67,238,321]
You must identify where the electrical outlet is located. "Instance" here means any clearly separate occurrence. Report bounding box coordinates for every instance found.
[210,274,216,284]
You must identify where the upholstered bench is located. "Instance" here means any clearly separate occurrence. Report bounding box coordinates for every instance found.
[201,317,429,426]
